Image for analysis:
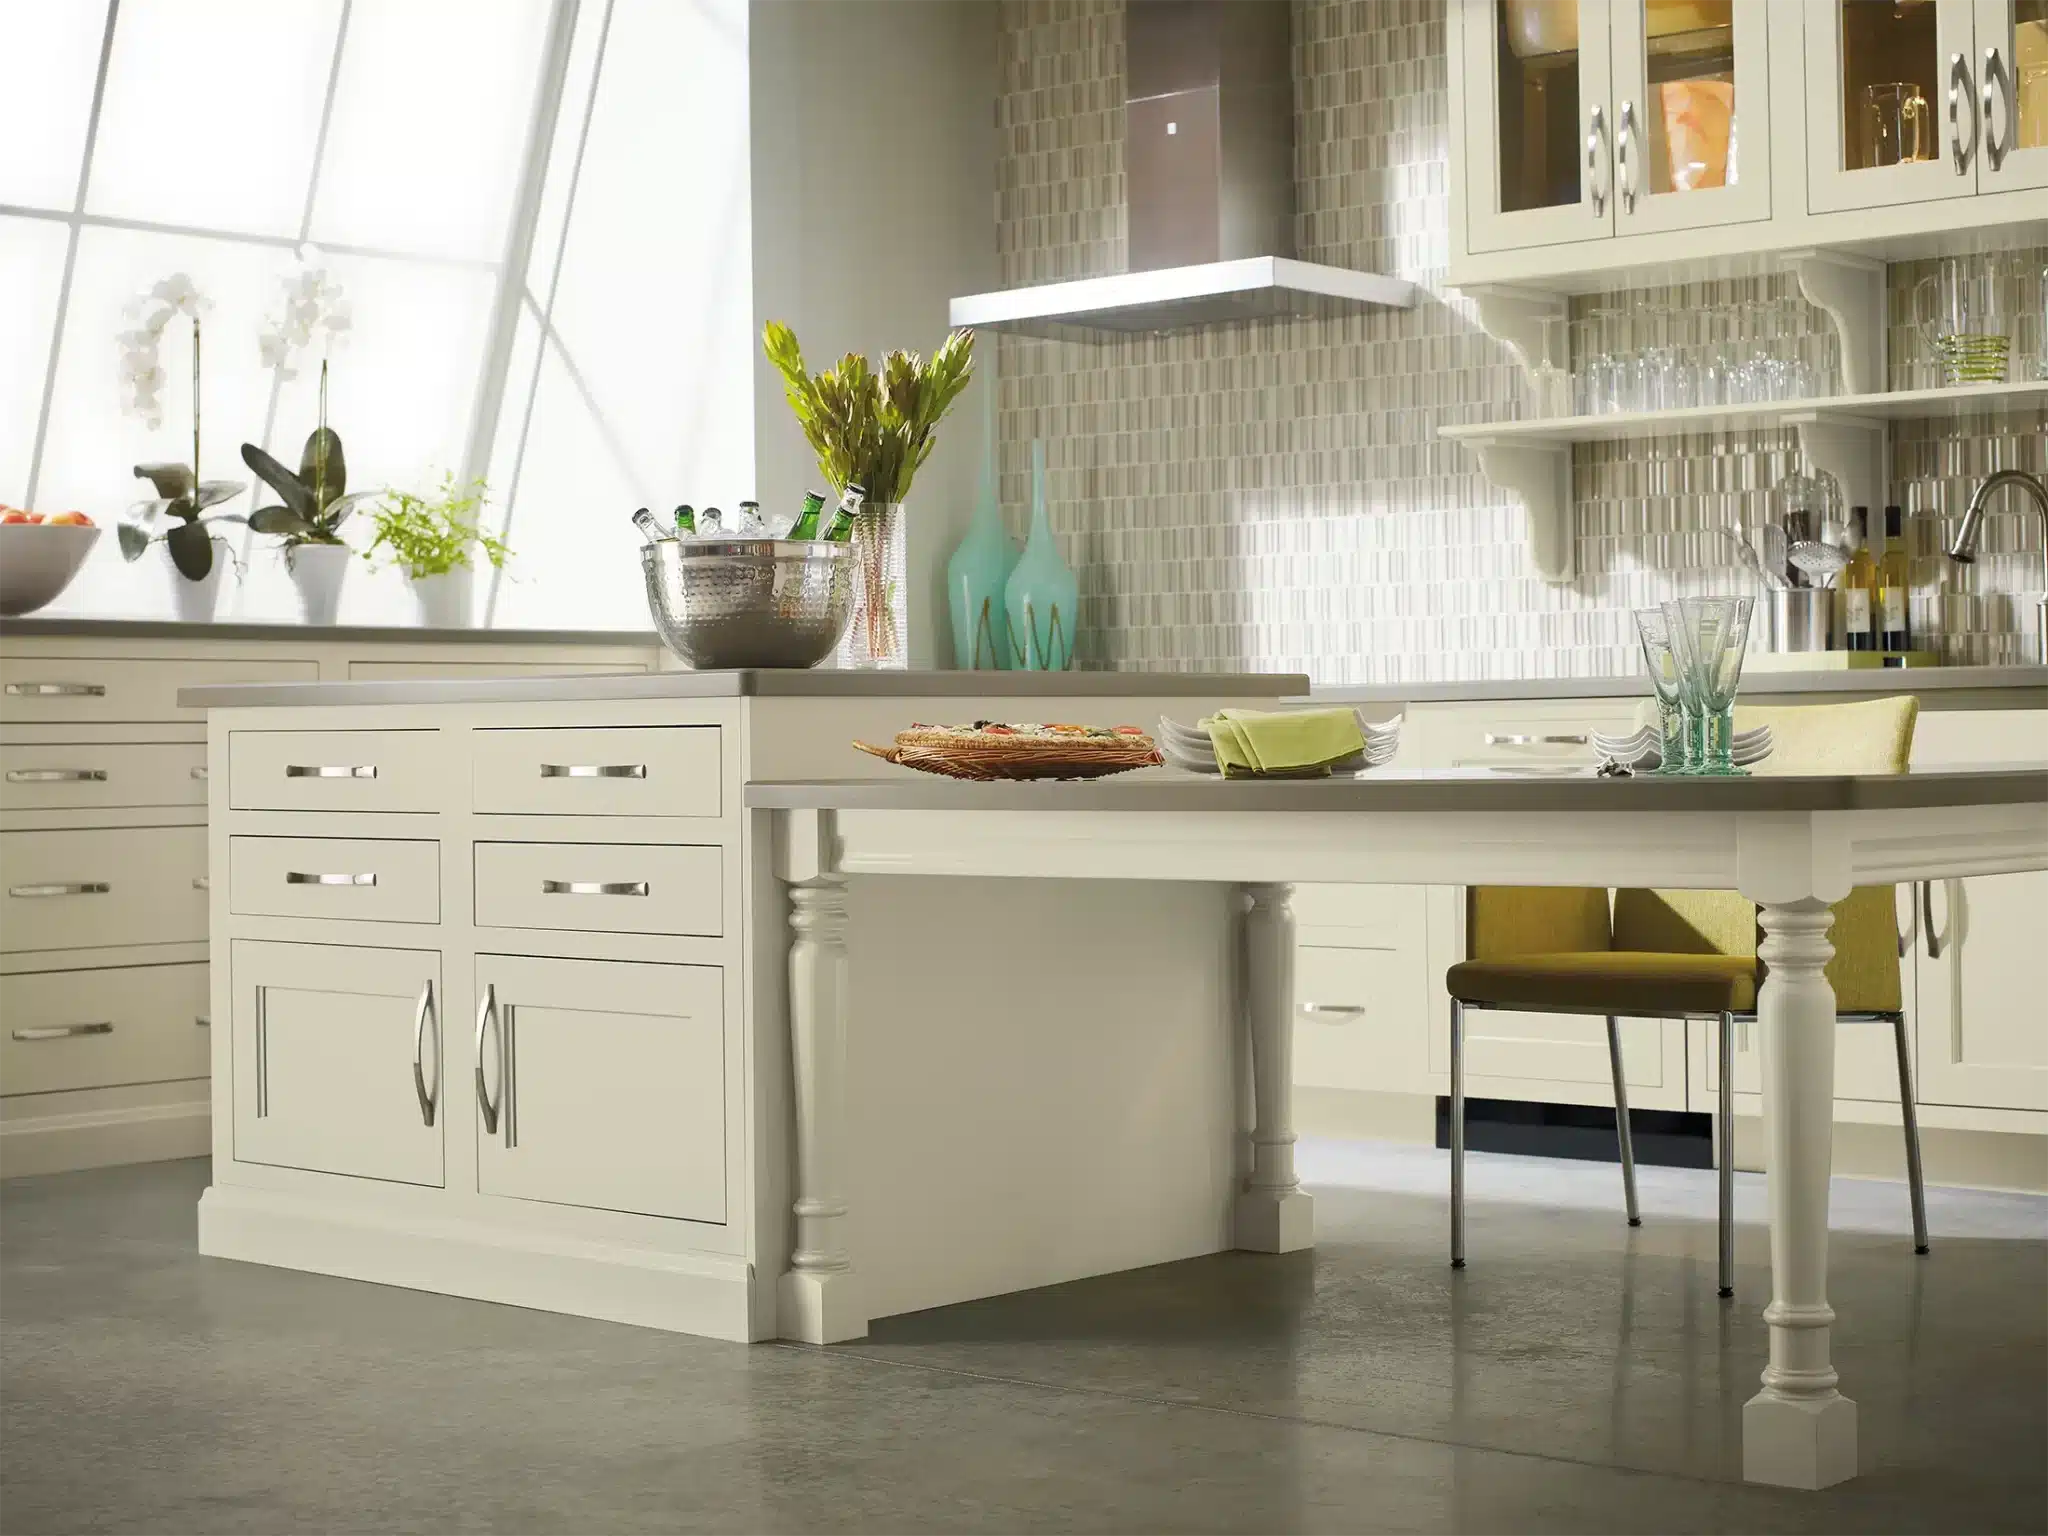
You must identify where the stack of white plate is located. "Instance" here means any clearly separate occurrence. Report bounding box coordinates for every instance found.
[1157,711,1403,776]
[1591,724,1773,773]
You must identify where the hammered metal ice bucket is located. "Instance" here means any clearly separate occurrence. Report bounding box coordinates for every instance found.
[641,539,856,669]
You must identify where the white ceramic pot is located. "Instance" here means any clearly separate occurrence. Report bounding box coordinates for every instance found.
[286,542,351,625]
[165,538,231,623]
[407,567,473,628]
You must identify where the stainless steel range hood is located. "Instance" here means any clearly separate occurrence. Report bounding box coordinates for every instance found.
[951,0,1415,339]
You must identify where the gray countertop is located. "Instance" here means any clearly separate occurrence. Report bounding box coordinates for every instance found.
[1313,666,2048,707]
[180,668,1312,709]
[1,616,659,646]
[745,765,2048,815]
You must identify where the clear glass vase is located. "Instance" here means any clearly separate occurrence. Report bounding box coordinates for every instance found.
[836,502,907,670]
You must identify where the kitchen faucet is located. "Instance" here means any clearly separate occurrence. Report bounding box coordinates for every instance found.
[1946,469,2048,665]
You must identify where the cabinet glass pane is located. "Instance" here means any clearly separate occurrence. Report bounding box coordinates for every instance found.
[1495,0,1584,212]
[1835,0,1941,173]
[2013,0,2048,150]
[1634,0,1739,196]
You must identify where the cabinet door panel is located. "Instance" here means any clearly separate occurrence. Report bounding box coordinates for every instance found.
[474,955,724,1223]
[230,940,443,1186]
[1916,872,2048,1111]
[1977,0,2048,190]
[1805,0,1979,212]
[1465,0,1618,253]
[1609,0,1772,234]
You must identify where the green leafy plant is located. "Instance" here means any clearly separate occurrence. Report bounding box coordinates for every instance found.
[118,463,246,579]
[361,474,509,579]
[244,362,378,555]
[762,322,975,504]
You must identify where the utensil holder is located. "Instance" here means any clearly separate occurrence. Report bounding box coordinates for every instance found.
[1766,589,1832,653]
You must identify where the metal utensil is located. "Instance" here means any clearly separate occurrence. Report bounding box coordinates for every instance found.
[1788,538,1850,585]
[1715,527,1788,590]
[641,538,856,669]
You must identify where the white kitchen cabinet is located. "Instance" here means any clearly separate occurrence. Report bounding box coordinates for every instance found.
[1610,0,1773,234]
[229,939,443,1188]
[1292,884,1432,1097]
[1914,872,2048,1110]
[472,954,726,1223]
[1977,0,2048,192]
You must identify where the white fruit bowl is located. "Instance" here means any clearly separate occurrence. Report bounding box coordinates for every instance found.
[0,523,101,616]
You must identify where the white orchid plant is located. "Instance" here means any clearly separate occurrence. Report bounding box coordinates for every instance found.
[117,273,209,430]
[258,258,352,381]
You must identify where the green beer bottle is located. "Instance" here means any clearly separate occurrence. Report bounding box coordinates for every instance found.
[672,504,696,535]
[789,490,827,540]
[822,481,867,542]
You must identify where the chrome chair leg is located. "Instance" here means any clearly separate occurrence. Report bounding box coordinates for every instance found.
[1891,1010,1931,1255]
[1604,1015,1641,1227]
[1450,997,1466,1269]
[1717,1010,1735,1298]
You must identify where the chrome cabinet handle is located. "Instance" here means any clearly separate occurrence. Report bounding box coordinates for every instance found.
[540,879,648,897]
[1950,51,1980,174]
[5,768,106,783]
[538,763,647,779]
[1617,99,1638,214]
[1984,45,2014,171]
[1484,732,1589,746]
[284,871,376,887]
[193,876,210,891]
[1586,104,1608,216]
[412,980,438,1128]
[11,1022,113,1042]
[8,882,109,898]
[195,1015,210,1028]
[1299,1003,1367,1021]
[1921,880,1945,959]
[284,764,377,779]
[4,682,105,697]
[191,765,209,781]
[474,983,501,1136]
[254,987,269,1118]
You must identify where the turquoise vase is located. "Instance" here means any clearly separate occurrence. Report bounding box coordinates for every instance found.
[945,388,1019,669]
[1003,439,1079,670]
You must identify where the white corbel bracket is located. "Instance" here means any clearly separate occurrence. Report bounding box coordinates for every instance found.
[1783,249,1886,398]
[1785,413,1884,522]
[1457,282,1570,375]
[1463,437,1574,582]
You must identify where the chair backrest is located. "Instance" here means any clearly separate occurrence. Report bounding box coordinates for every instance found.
[1620,695,1918,1011]
[1467,886,1610,960]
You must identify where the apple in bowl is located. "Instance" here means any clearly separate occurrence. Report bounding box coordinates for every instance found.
[0,509,101,615]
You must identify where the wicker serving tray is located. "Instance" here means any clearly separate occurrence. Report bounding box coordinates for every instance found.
[853,728,1163,782]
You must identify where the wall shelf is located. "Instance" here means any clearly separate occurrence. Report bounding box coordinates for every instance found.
[1441,381,2048,584]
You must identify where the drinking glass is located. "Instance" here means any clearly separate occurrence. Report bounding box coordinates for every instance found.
[1659,601,1706,773]
[1634,608,1687,772]
[1915,258,2014,384]
[1669,596,1755,776]
[1859,82,1933,168]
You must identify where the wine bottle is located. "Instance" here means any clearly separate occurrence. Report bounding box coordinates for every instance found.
[673,504,696,535]
[822,481,867,542]
[789,490,827,540]
[1841,506,1875,652]
[1879,504,1911,652]
[630,507,666,545]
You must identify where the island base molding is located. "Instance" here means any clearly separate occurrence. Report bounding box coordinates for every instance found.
[197,1184,764,1342]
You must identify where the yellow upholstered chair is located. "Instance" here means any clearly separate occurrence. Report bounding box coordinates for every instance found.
[1445,697,1927,1299]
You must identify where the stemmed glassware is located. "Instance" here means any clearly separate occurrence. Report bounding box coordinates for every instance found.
[1634,608,1690,772]
[1662,596,1755,776]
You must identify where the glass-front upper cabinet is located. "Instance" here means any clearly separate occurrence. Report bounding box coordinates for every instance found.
[1466,0,1616,253]
[1609,0,1773,232]
[1805,0,1982,211]
[1978,0,2048,189]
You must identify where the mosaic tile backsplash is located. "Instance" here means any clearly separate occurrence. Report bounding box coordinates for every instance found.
[993,0,2047,680]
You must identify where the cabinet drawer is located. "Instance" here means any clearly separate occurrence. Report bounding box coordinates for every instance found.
[475,955,724,1222]
[1,742,208,810]
[229,730,442,812]
[1,826,207,952]
[229,837,440,925]
[472,727,721,817]
[473,842,721,936]
[1294,944,1406,1092]
[1293,883,1414,940]
[1,963,210,1093]
[1409,701,1642,769]
[1,656,314,723]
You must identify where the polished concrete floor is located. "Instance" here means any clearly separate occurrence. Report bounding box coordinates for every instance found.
[2,1142,2043,1535]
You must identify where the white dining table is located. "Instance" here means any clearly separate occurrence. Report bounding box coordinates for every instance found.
[748,765,2048,1491]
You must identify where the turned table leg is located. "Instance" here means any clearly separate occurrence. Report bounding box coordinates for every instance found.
[1236,883,1313,1253]
[1745,897,1856,1488]
[780,872,865,1343]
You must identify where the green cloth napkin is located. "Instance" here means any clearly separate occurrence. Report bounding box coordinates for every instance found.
[1201,707,1365,779]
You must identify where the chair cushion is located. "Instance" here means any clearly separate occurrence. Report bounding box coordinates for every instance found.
[1448,950,1759,1015]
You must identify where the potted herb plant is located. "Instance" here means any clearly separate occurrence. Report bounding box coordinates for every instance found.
[361,473,508,628]
[762,322,974,667]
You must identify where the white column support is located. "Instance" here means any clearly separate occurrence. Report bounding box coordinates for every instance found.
[1465,439,1574,583]
[1235,883,1313,1253]
[1784,249,1887,397]
[1789,415,1884,526]
[776,807,863,1344]
[1744,896,1857,1489]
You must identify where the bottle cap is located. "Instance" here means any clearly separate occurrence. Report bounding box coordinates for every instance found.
[1885,504,1903,536]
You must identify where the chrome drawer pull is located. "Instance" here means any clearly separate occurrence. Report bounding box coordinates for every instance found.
[195,1015,210,1028]
[4,682,105,697]
[539,763,647,779]
[193,876,210,891]
[6,768,106,783]
[9,882,110,898]
[11,1022,113,1042]
[1484,732,1589,746]
[284,871,378,887]
[284,764,377,779]
[191,765,209,781]
[1299,1003,1367,1021]
[541,879,649,897]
